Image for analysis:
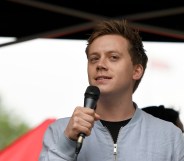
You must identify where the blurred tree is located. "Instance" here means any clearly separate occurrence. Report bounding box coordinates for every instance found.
[0,101,30,150]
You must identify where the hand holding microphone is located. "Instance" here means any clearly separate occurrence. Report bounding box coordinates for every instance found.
[75,85,100,156]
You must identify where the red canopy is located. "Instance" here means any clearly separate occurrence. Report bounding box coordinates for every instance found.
[0,118,56,161]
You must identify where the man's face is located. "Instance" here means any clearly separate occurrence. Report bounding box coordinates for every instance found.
[87,34,143,96]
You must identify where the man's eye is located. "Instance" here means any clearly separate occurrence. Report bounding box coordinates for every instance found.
[110,56,119,61]
[89,57,99,63]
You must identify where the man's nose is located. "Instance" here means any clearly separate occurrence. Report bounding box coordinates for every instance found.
[96,58,108,71]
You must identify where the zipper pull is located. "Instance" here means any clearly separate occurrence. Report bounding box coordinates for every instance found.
[113,143,117,160]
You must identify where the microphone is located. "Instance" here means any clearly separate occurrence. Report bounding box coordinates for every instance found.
[75,85,100,156]
[84,85,100,109]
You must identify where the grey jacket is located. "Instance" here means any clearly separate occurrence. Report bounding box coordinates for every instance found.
[39,107,184,161]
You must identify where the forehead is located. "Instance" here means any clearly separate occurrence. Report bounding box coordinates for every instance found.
[88,35,129,54]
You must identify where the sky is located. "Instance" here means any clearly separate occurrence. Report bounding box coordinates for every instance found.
[0,37,184,127]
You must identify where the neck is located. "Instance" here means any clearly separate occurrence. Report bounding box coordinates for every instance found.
[95,94,135,121]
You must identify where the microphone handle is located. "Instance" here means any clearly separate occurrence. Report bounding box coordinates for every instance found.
[84,97,97,109]
[78,133,85,143]
[76,133,85,155]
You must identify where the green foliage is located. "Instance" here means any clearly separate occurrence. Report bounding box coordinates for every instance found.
[0,104,30,150]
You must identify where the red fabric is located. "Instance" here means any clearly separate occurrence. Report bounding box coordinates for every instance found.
[0,118,56,161]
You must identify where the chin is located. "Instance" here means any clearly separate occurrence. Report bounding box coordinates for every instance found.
[97,85,111,93]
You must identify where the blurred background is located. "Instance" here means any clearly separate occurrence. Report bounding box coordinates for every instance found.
[0,0,183,157]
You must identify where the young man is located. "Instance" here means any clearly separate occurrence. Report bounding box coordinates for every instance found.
[39,18,184,161]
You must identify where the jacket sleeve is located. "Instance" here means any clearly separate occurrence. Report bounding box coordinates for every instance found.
[174,130,184,161]
[39,120,77,161]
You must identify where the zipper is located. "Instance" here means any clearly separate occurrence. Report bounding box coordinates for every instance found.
[113,143,117,161]
[104,126,123,161]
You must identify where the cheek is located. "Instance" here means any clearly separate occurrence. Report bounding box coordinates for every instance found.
[87,66,93,81]
[87,65,92,75]
[115,68,132,83]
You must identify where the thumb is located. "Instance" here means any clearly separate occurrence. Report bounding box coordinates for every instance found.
[94,113,101,121]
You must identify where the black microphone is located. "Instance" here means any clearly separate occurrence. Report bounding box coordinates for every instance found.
[75,85,100,156]
[84,85,100,109]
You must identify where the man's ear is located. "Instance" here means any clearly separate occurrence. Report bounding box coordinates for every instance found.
[133,64,144,80]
